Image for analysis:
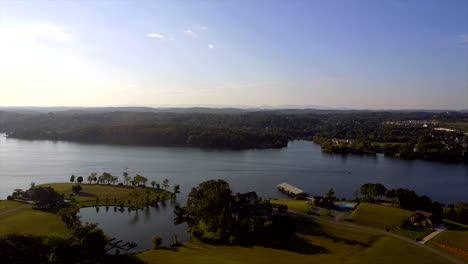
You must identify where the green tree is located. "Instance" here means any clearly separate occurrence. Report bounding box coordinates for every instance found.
[325,187,335,200]
[173,184,180,198]
[123,172,129,185]
[163,179,169,190]
[151,180,156,188]
[133,174,148,186]
[386,189,397,205]
[77,176,83,184]
[70,175,75,183]
[186,180,233,241]
[87,173,97,184]
[151,236,162,249]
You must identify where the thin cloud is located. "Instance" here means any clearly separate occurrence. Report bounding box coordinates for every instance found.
[459,34,468,44]
[183,29,197,37]
[147,33,165,39]
[208,44,215,49]
[0,23,73,42]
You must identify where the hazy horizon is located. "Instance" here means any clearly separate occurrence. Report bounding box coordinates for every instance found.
[0,0,467,109]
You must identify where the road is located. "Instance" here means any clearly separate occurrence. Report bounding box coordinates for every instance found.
[285,210,464,264]
[0,204,30,217]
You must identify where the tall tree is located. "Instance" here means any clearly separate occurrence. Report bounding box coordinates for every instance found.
[70,175,75,183]
[186,180,233,240]
[163,179,169,190]
[173,184,180,198]
[77,176,83,184]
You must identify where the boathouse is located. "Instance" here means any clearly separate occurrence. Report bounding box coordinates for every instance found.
[277,183,308,199]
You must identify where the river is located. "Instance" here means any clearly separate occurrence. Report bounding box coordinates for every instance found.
[1,134,467,203]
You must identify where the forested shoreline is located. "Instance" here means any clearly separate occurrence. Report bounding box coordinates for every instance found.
[1,109,467,161]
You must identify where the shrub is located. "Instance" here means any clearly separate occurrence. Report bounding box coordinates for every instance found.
[151,236,162,249]
[278,204,288,213]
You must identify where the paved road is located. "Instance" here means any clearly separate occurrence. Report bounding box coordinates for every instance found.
[285,210,464,264]
[0,204,30,217]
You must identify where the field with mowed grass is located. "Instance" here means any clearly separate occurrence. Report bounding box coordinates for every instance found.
[0,200,26,213]
[438,121,468,132]
[136,218,452,264]
[0,201,67,236]
[269,199,310,215]
[348,203,432,240]
[428,221,468,263]
[40,183,172,208]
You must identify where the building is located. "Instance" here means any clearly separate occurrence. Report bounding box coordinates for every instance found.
[231,191,260,218]
[409,211,434,228]
[311,196,334,208]
[277,183,308,199]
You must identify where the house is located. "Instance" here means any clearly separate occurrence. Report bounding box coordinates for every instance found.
[409,211,433,228]
[231,191,260,218]
[277,183,308,199]
[311,196,334,208]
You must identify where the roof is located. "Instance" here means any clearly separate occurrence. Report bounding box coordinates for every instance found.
[414,210,433,218]
[277,182,306,195]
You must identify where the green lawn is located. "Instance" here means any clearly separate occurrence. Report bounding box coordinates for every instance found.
[40,183,172,208]
[269,199,310,215]
[0,200,25,213]
[427,221,468,263]
[136,218,451,264]
[438,121,468,133]
[345,203,432,240]
[0,203,67,236]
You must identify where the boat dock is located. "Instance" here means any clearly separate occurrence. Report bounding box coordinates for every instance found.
[105,238,138,251]
[277,182,309,199]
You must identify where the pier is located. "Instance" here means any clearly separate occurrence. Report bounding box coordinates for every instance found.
[277,182,308,199]
[105,238,138,251]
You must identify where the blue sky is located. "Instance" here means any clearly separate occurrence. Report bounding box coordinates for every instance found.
[0,0,467,109]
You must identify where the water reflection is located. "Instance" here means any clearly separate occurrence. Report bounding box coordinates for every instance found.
[79,202,189,252]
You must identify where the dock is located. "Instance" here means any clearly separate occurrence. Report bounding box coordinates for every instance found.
[277,182,308,199]
[105,237,138,251]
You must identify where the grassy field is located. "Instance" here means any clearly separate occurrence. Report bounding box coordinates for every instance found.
[345,203,432,240]
[40,183,172,208]
[0,200,26,213]
[136,218,452,264]
[428,221,468,263]
[269,199,310,215]
[0,201,67,236]
[438,121,468,132]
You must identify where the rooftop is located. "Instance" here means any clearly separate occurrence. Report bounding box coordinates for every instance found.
[277,182,306,195]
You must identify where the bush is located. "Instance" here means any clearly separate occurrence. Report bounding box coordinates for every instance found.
[151,236,162,249]
[278,204,288,213]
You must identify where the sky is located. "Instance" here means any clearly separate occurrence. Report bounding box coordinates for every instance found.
[0,0,467,109]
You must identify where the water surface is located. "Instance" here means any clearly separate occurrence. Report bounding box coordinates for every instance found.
[1,134,467,203]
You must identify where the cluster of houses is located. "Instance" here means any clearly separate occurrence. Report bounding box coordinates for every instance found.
[276,182,436,229]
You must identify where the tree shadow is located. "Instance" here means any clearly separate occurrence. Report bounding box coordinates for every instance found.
[293,217,373,247]
[76,192,97,198]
